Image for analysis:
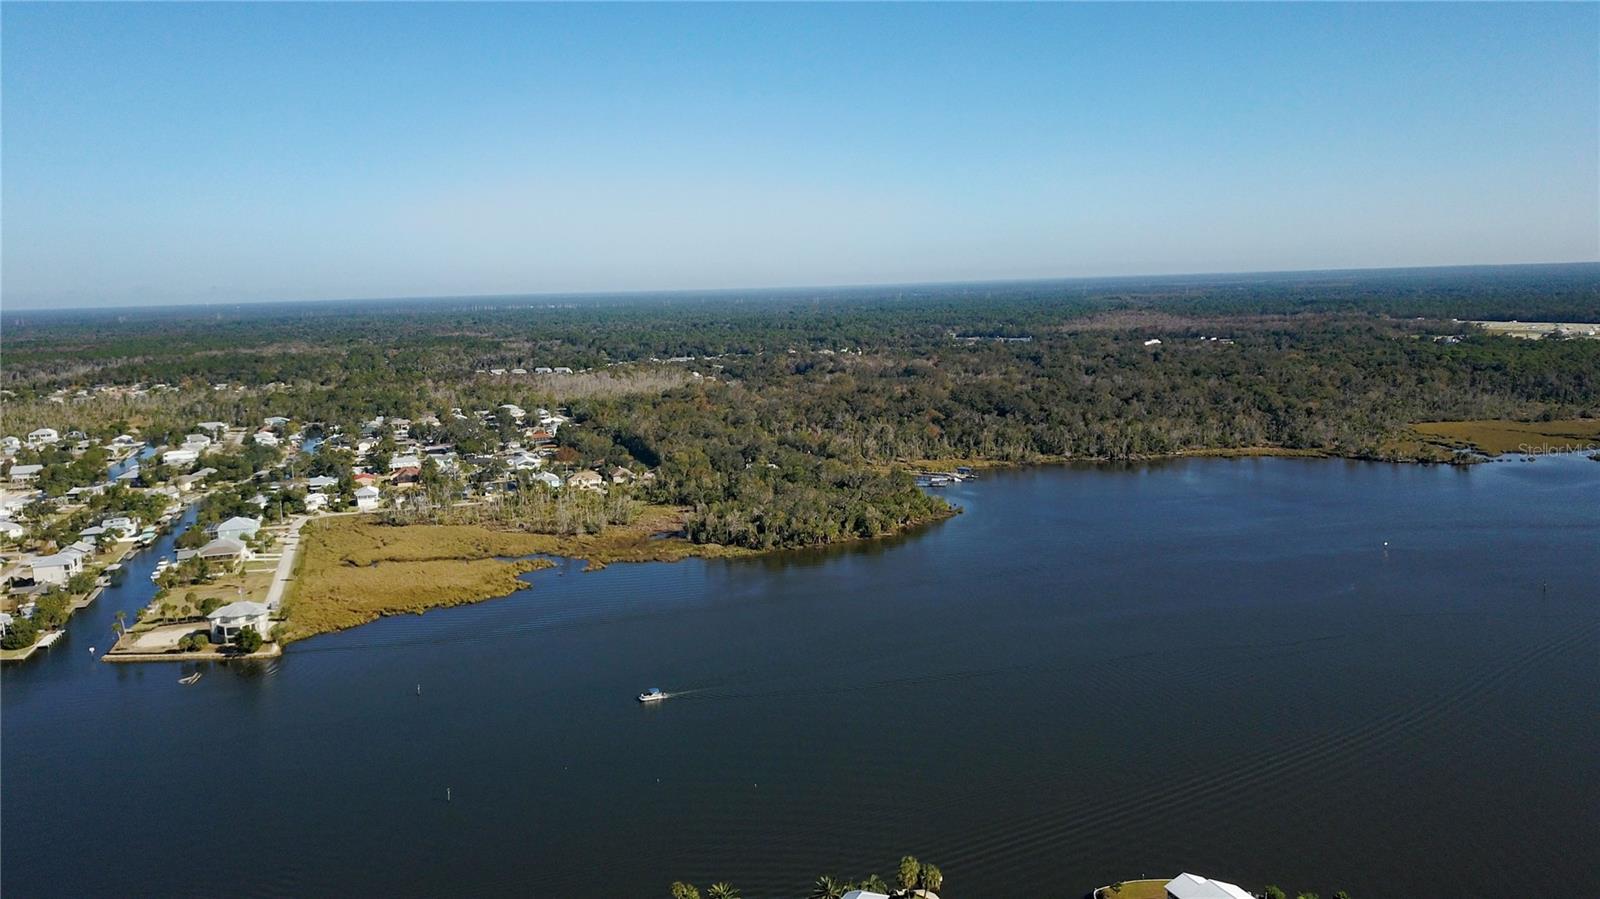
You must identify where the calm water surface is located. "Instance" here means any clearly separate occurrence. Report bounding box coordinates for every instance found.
[4,457,1598,897]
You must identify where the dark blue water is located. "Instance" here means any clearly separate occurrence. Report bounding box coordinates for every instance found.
[4,456,1598,898]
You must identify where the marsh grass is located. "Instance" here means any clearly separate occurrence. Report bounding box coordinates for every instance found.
[281,507,752,642]
[1410,419,1600,455]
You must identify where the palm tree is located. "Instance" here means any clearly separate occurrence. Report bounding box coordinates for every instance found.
[705,883,740,899]
[669,883,701,899]
[897,857,921,893]
[811,875,846,899]
[113,610,127,638]
[860,874,889,894]
[919,864,943,894]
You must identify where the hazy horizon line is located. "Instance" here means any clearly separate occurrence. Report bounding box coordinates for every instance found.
[3,258,1596,315]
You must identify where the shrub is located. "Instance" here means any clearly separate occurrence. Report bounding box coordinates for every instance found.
[2,617,41,650]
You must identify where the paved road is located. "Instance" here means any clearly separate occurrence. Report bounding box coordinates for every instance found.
[263,515,309,610]
[263,511,357,610]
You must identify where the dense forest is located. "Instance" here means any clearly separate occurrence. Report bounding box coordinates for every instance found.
[3,264,1597,548]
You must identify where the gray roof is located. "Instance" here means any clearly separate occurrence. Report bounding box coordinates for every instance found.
[206,600,269,621]
[198,537,247,557]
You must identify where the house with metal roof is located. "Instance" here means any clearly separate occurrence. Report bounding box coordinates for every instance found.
[206,601,271,643]
[1164,873,1255,899]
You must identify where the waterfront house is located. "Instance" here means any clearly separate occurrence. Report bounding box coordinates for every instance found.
[8,464,43,483]
[102,517,140,540]
[197,537,253,566]
[30,551,84,586]
[566,470,605,491]
[213,516,261,542]
[206,601,271,644]
[355,485,382,512]
[27,428,60,448]
[182,433,213,450]
[1164,873,1254,899]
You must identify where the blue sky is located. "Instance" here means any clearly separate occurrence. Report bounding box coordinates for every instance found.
[2,2,1596,309]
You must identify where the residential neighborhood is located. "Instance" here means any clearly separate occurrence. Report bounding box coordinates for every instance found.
[2,398,656,662]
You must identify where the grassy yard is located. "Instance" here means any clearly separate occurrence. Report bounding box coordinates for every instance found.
[136,568,275,630]
[1095,880,1169,899]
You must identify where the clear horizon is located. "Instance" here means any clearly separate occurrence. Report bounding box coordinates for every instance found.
[3,2,1597,309]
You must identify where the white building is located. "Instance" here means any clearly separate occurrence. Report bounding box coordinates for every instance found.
[355,485,382,512]
[182,434,213,450]
[0,520,26,540]
[8,464,43,483]
[306,475,339,491]
[30,551,84,586]
[162,448,200,467]
[27,428,60,448]
[1164,873,1255,899]
[253,431,281,447]
[566,470,605,491]
[206,601,271,643]
[388,454,421,470]
[214,516,261,542]
[532,471,562,490]
[303,493,329,513]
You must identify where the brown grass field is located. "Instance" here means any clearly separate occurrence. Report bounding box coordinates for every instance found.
[1410,419,1600,455]
[280,507,752,642]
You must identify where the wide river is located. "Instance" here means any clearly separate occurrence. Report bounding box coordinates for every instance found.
[4,456,1597,897]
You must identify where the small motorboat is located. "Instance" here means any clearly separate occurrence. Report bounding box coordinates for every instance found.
[637,687,668,703]
[179,672,202,685]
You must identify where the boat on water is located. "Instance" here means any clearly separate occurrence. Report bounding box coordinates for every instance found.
[150,559,171,581]
[637,687,668,703]
[179,672,202,685]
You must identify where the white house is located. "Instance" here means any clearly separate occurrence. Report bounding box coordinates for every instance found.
[0,611,13,635]
[354,485,382,512]
[303,492,329,513]
[182,433,212,450]
[1164,873,1255,899]
[262,416,290,428]
[253,431,281,447]
[1,436,20,454]
[532,471,563,490]
[1143,338,1163,347]
[27,428,60,447]
[30,551,84,586]
[0,520,26,540]
[499,403,526,421]
[214,516,261,542]
[197,421,229,435]
[206,600,271,643]
[388,454,421,470]
[101,516,140,541]
[508,452,543,471]
[8,464,43,483]
[162,448,200,467]
[566,470,605,492]
[306,475,339,491]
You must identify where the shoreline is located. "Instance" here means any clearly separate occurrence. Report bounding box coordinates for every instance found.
[261,431,1593,650]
